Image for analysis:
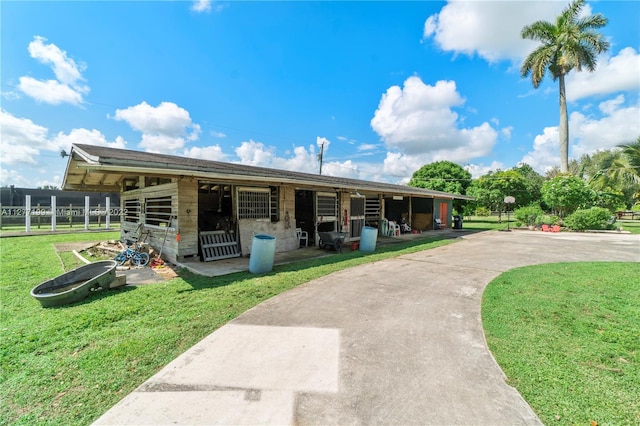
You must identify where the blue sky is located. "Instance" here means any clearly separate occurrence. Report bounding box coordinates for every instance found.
[1,0,639,188]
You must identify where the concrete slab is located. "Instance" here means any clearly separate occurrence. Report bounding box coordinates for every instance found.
[94,230,639,425]
[143,324,340,393]
[93,390,295,425]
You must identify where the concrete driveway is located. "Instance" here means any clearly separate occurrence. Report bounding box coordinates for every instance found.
[94,230,639,425]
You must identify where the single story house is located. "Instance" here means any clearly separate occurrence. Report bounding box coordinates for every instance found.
[62,144,471,263]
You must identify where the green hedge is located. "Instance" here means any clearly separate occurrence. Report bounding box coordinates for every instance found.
[564,207,615,231]
[514,204,544,227]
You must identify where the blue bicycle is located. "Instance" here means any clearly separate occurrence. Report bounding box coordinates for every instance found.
[114,239,150,267]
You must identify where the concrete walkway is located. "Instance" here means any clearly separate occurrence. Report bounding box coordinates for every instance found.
[94,231,639,425]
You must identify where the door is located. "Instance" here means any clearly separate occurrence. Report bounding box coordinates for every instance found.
[350,197,365,238]
[439,202,449,227]
[315,192,338,238]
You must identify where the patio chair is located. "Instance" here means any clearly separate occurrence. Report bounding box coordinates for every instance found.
[388,221,401,236]
[551,225,561,232]
[541,224,550,232]
[296,228,309,247]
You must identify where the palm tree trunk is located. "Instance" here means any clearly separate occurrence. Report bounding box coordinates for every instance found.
[558,74,569,173]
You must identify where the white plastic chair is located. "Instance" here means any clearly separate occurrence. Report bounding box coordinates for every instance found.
[296,228,309,247]
[388,221,400,237]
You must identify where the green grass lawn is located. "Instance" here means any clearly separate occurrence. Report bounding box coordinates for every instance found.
[0,231,456,425]
[460,215,514,231]
[483,262,640,425]
[618,219,640,234]
[0,223,120,236]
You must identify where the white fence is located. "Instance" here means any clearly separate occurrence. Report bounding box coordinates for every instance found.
[0,195,122,231]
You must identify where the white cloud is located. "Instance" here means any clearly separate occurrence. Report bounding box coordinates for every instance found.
[520,95,640,172]
[423,1,566,62]
[184,145,226,161]
[191,0,212,13]
[320,160,361,179]
[0,167,30,187]
[234,139,318,172]
[520,126,561,173]
[17,77,84,105]
[567,48,640,101]
[317,136,330,150]
[357,143,378,152]
[113,101,200,153]
[18,36,89,105]
[371,76,498,162]
[231,138,379,182]
[0,109,51,165]
[191,0,225,13]
[210,130,227,138]
[382,152,424,182]
[570,95,640,156]
[464,161,505,179]
[51,128,127,155]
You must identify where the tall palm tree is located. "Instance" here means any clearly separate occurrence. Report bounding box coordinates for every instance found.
[609,137,640,202]
[521,0,609,173]
[610,138,640,185]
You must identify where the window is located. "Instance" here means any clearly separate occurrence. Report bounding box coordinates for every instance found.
[238,188,270,220]
[365,197,381,221]
[145,196,174,227]
[316,193,338,217]
[124,199,140,223]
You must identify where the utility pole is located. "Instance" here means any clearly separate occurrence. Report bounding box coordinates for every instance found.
[317,141,325,175]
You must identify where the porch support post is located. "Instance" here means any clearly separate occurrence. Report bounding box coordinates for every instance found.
[25,195,31,232]
[85,196,90,230]
[105,197,111,229]
[51,195,57,231]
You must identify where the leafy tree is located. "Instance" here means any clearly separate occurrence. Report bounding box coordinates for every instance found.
[467,170,529,221]
[545,160,581,179]
[576,138,640,209]
[409,161,471,194]
[409,161,472,212]
[512,163,544,206]
[521,0,609,173]
[609,138,640,207]
[541,174,594,217]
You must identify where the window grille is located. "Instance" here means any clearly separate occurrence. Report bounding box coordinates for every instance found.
[124,199,140,223]
[145,197,174,227]
[238,188,270,219]
[316,194,337,217]
[270,186,279,222]
[365,198,381,220]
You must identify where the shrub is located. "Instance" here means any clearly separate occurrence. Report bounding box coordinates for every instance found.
[514,204,545,227]
[539,214,562,226]
[564,207,615,231]
[541,175,594,217]
[475,207,491,216]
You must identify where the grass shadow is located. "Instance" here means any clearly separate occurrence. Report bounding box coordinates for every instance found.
[176,231,472,292]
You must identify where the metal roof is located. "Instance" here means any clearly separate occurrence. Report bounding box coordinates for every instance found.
[63,144,473,200]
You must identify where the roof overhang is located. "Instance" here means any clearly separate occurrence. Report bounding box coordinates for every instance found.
[62,144,473,201]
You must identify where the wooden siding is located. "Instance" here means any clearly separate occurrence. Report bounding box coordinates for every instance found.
[119,180,199,263]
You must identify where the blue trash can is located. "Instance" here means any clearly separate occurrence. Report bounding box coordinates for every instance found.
[359,226,378,252]
[249,234,276,273]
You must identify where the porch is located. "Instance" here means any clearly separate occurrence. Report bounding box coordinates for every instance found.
[175,228,466,277]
